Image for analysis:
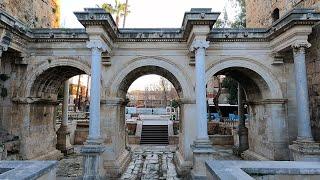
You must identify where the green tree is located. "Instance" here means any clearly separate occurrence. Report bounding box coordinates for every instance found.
[101,0,130,27]
[222,77,238,105]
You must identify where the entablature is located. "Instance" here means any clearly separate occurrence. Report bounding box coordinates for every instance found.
[0,8,319,57]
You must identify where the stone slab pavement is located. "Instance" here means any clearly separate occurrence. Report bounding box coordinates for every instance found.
[121,145,180,180]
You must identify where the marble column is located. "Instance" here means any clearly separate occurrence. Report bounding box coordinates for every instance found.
[292,42,313,142]
[289,42,320,161]
[56,80,73,154]
[190,39,210,144]
[81,40,107,179]
[237,84,249,153]
[86,40,107,143]
[190,40,215,179]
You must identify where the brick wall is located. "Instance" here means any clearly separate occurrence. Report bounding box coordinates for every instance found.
[0,0,60,28]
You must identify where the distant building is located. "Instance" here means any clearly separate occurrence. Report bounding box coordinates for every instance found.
[127,89,178,108]
[206,76,229,105]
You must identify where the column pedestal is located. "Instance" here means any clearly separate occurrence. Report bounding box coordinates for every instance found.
[56,125,74,155]
[81,144,105,180]
[191,140,216,179]
[289,141,320,161]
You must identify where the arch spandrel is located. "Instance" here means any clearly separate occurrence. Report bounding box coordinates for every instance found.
[205,57,284,99]
[107,56,194,100]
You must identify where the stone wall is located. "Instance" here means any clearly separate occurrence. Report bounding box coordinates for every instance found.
[0,0,60,28]
[246,0,320,28]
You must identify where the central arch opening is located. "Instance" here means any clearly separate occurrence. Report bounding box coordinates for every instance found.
[118,66,182,146]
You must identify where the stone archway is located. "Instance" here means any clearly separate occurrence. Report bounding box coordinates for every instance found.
[206,57,289,160]
[101,56,196,177]
[15,58,90,160]
[108,56,194,99]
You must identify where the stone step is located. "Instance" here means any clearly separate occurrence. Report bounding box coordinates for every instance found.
[140,125,169,145]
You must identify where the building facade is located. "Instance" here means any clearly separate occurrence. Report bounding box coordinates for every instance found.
[0,5,319,179]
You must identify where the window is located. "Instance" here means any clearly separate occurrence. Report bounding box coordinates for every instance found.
[272,8,280,22]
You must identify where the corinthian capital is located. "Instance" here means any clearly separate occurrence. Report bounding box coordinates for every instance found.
[190,39,210,52]
[86,40,107,52]
[292,41,311,54]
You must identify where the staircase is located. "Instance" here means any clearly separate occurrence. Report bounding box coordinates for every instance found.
[140,125,169,145]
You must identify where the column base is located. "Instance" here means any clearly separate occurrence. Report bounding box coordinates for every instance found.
[56,125,74,155]
[191,139,216,179]
[289,140,320,161]
[174,150,193,177]
[81,143,105,180]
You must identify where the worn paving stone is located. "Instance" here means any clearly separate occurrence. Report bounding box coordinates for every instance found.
[120,146,181,180]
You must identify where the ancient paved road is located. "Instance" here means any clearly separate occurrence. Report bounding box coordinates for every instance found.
[121,145,180,180]
[56,145,240,179]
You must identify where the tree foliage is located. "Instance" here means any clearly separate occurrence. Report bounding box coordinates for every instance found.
[229,0,246,28]
[222,77,238,105]
[101,0,130,27]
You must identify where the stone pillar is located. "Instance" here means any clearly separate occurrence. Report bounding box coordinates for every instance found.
[292,43,313,142]
[237,84,249,154]
[100,98,131,178]
[81,40,107,179]
[289,42,320,161]
[174,98,196,176]
[191,39,210,144]
[190,40,215,179]
[56,80,74,154]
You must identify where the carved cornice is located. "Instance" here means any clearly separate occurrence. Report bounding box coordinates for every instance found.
[0,7,319,50]
[75,8,219,43]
